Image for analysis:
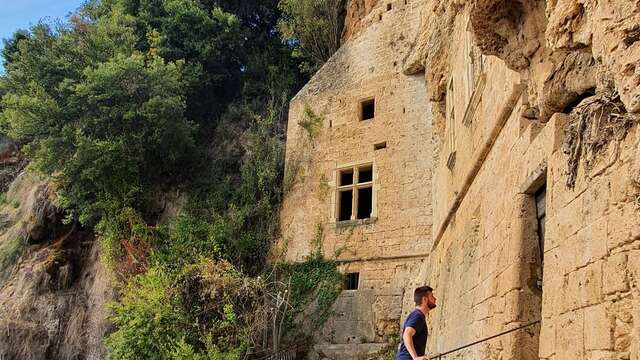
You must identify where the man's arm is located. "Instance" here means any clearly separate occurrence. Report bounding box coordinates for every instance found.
[402,327,428,360]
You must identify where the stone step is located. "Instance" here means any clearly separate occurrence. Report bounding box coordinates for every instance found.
[309,343,391,360]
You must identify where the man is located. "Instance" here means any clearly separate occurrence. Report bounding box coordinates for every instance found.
[396,286,437,360]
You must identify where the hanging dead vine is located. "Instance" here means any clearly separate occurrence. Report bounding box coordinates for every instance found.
[563,90,638,188]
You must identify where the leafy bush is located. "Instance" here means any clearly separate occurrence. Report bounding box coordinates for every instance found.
[97,207,163,276]
[106,259,260,360]
[1,31,196,224]
[151,214,224,271]
[106,266,189,360]
[279,254,343,333]
[298,104,323,139]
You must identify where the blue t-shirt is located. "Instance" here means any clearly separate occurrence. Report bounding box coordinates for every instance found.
[396,308,428,360]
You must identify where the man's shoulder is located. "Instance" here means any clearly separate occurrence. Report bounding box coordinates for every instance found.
[408,308,425,319]
[404,308,426,329]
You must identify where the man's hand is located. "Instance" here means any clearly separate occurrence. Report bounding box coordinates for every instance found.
[414,356,429,360]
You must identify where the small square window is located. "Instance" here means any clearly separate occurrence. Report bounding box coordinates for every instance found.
[344,273,359,290]
[387,3,392,11]
[361,99,375,121]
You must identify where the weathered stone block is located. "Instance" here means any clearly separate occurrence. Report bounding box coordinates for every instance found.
[539,320,556,358]
[603,253,630,295]
[584,304,614,351]
[557,309,585,360]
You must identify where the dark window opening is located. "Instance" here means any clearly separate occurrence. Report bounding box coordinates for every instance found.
[357,187,373,219]
[338,190,353,221]
[361,99,375,120]
[340,170,353,186]
[387,3,392,11]
[344,273,359,290]
[374,142,387,150]
[358,167,373,183]
[336,165,374,223]
[535,185,546,263]
[379,14,382,21]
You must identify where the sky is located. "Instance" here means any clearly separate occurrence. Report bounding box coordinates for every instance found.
[0,0,85,73]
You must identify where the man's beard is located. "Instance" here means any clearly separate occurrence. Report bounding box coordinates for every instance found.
[427,301,437,310]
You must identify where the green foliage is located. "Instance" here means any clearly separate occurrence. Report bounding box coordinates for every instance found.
[1,17,196,225]
[278,0,346,73]
[298,103,323,139]
[0,237,27,283]
[97,207,163,274]
[151,214,224,270]
[279,254,342,333]
[106,266,187,360]
[0,0,344,357]
[106,258,256,360]
[106,0,244,127]
[186,110,286,275]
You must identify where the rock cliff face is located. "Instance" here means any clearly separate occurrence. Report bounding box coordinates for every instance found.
[0,172,112,360]
[342,0,380,42]
[405,0,640,124]
[0,135,27,193]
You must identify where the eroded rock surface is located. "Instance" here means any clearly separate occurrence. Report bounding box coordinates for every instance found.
[405,0,640,124]
[0,172,113,360]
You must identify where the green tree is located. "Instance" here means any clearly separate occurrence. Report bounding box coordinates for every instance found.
[97,0,244,131]
[2,50,195,224]
[0,0,342,357]
[278,0,346,73]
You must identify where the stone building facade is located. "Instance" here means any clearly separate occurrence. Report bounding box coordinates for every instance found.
[279,0,432,357]
[280,0,640,359]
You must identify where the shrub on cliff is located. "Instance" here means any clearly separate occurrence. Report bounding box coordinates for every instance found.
[106,259,258,360]
[278,0,347,73]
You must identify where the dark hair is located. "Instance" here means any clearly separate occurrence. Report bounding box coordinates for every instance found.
[414,286,433,305]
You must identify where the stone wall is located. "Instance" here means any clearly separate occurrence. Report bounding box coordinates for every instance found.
[404,1,640,359]
[279,0,432,357]
[281,0,640,359]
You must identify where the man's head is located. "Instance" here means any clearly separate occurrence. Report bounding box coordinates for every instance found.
[414,286,437,310]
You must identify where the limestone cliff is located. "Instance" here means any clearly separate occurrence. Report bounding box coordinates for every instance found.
[405,0,640,123]
[342,0,380,42]
[0,171,112,360]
